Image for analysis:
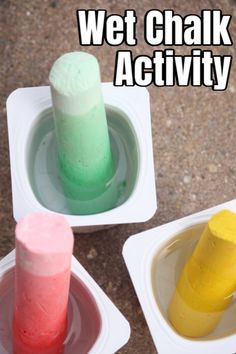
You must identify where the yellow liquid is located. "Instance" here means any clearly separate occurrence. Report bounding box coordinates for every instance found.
[151,222,236,340]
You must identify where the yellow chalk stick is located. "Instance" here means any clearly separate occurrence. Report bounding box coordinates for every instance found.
[168,210,236,337]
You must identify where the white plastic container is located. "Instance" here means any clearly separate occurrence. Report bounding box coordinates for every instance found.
[0,250,130,354]
[6,84,157,231]
[123,199,236,354]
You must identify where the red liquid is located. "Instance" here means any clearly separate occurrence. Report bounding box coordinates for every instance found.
[0,267,102,354]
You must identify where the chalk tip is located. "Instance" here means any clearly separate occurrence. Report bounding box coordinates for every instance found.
[49,51,100,96]
[16,212,74,255]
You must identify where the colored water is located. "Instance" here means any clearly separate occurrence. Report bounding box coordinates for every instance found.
[151,222,236,339]
[27,106,139,215]
[0,268,101,353]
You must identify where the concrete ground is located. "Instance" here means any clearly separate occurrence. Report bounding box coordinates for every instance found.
[1,0,236,353]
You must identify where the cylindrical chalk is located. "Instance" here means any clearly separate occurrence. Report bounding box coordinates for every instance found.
[168,210,236,337]
[13,212,74,354]
[49,52,114,204]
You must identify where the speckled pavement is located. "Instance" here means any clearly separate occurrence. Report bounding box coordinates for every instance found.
[1,1,236,353]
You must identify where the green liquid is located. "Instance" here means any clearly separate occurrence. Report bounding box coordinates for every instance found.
[27,107,139,215]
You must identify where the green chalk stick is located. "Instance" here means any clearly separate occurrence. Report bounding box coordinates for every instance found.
[49,52,114,211]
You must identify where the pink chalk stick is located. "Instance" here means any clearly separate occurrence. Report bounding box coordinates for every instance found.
[13,212,74,354]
